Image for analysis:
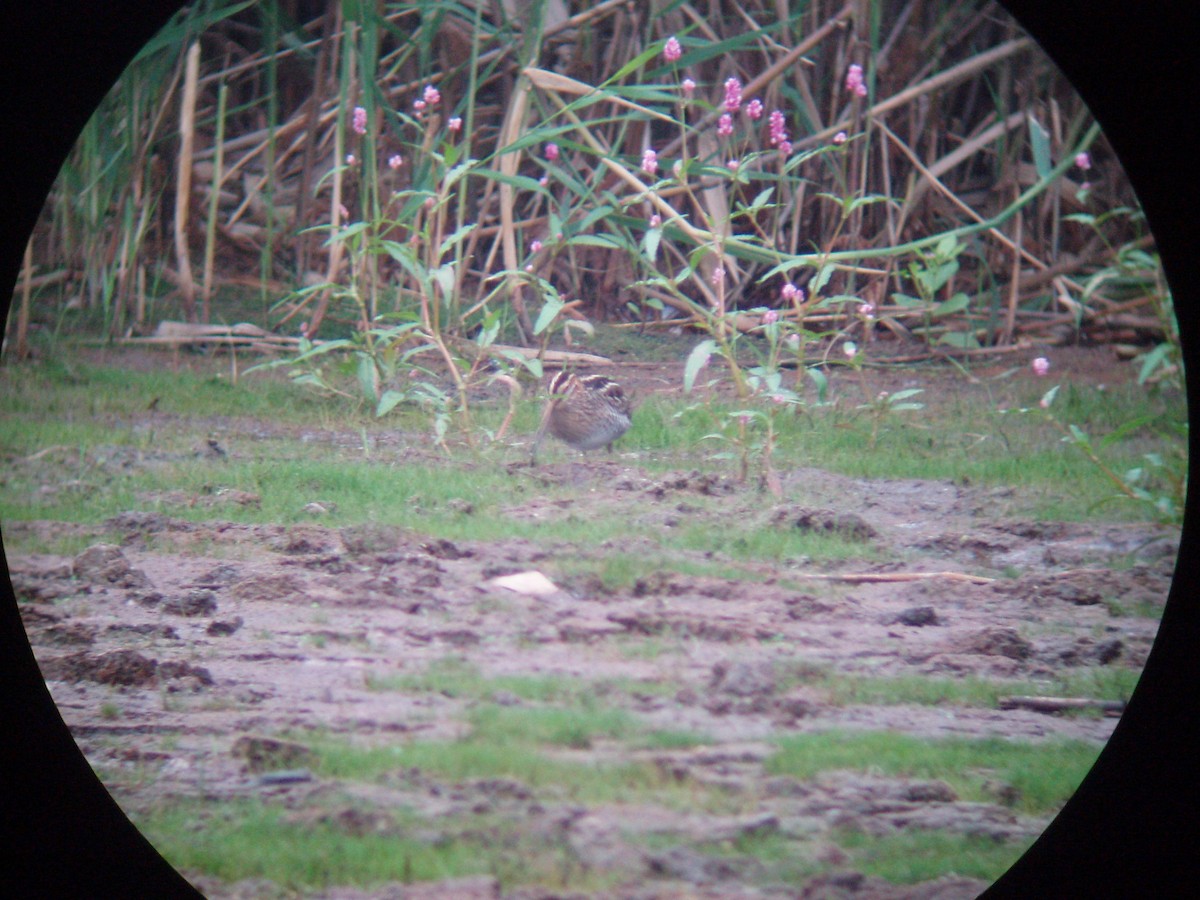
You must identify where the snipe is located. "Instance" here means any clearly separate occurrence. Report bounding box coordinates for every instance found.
[532,371,632,462]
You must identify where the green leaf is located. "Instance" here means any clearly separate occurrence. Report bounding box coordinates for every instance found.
[811,264,834,296]
[375,390,406,417]
[471,167,546,194]
[936,331,981,349]
[496,347,543,378]
[746,187,775,212]
[807,367,829,404]
[533,296,565,336]
[935,234,960,258]
[438,222,477,257]
[1136,343,1173,385]
[324,221,372,247]
[356,354,379,403]
[1040,385,1060,409]
[643,226,662,263]
[443,160,474,190]
[1028,114,1052,181]
[932,292,971,318]
[432,263,457,304]
[565,234,623,249]
[684,340,716,392]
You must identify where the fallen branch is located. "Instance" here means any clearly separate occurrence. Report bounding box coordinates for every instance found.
[794,571,996,585]
[998,695,1126,716]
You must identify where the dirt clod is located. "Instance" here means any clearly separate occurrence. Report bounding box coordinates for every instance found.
[162,589,218,616]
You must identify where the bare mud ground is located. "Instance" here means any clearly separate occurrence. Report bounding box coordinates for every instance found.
[8,348,1179,899]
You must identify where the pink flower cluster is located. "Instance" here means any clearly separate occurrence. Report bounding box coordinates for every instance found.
[745,98,764,120]
[768,109,791,155]
[352,106,367,135]
[780,282,804,303]
[1075,152,1092,171]
[845,63,867,97]
[723,77,743,113]
[663,36,682,63]
[413,84,440,113]
[641,148,659,176]
[1031,357,1050,377]
[544,142,560,161]
[682,77,696,97]
[388,154,403,170]
[717,114,733,137]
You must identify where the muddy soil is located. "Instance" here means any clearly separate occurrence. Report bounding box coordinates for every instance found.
[8,347,1178,899]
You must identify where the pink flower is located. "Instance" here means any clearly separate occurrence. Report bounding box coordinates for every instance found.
[833,130,847,145]
[423,85,441,106]
[780,283,802,302]
[762,309,779,325]
[345,153,356,165]
[717,114,734,137]
[338,204,349,219]
[641,147,659,175]
[723,77,743,113]
[649,214,662,228]
[845,63,867,97]
[681,77,696,97]
[843,341,858,358]
[352,106,367,135]
[1032,357,1050,377]
[448,116,462,132]
[768,109,789,146]
[745,98,764,120]
[860,301,875,320]
[538,175,549,187]
[388,154,403,170]
[413,99,427,112]
[1075,152,1092,171]
[530,239,543,253]
[663,36,682,63]
[711,267,725,287]
[778,141,792,156]
[726,159,739,171]
[544,142,560,161]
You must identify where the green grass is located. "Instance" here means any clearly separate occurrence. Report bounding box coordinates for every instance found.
[814,668,1141,708]
[836,828,1038,884]
[131,797,556,891]
[766,731,1100,814]
[366,657,681,706]
[467,702,634,749]
[1,357,1184,546]
[550,551,769,594]
[306,734,721,810]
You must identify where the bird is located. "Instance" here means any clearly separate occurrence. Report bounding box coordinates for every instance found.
[532,371,632,462]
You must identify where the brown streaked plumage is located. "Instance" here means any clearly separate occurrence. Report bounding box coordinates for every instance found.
[532,371,632,462]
